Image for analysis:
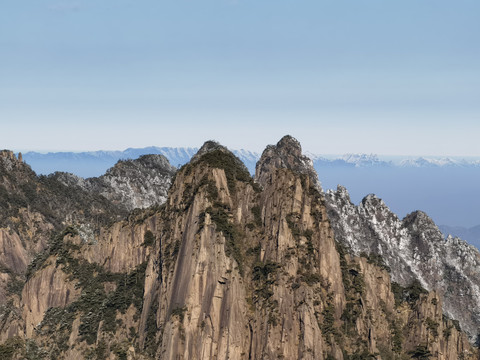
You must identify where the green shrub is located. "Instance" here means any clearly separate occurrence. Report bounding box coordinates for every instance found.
[0,337,24,360]
[252,261,280,282]
[360,252,391,272]
[95,340,107,360]
[205,180,218,201]
[320,302,337,343]
[6,276,24,296]
[252,261,279,302]
[343,350,376,360]
[390,319,403,353]
[443,325,453,339]
[143,230,155,247]
[251,206,262,227]
[304,229,314,254]
[409,345,431,359]
[111,342,128,360]
[144,296,159,357]
[196,149,253,194]
[38,258,147,346]
[171,306,187,322]
[391,280,428,307]
[300,272,322,286]
[341,299,363,334]
[206,205,244,275]
[426,317,439,338]
[286,213,302,239]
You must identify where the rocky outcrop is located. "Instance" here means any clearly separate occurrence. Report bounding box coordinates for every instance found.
[0,152,175,271]
[93,154,175,210]
[0,229,29,275]
[325,185,480,340]
[82,216,156,273]
[256,135,322,191]
[0,151,176,359]
[22,257,80,337]
[54,154,176,212]
[0,138,477,359]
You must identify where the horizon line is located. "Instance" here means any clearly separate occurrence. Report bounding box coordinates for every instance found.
[6,146,480,160]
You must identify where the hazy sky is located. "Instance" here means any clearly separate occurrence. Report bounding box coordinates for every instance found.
[1,0,479,155]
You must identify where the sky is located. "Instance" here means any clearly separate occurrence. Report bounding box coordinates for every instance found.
[1,0,479,155]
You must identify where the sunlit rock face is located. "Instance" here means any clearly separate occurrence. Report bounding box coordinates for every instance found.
[0,138,477,359]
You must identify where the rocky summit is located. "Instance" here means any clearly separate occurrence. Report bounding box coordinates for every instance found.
[0,138,478,359]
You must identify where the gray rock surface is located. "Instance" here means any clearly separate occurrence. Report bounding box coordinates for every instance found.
[325,185,480,339]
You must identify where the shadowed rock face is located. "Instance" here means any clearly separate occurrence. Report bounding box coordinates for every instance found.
[0,138,477,359]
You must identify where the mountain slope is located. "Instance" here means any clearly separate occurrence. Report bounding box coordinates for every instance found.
[0,150,125,272]
[23,148,480,236]
[0,151,176,347]
[325,185,480,340]
[0,138,476,359]
[52,154,176,212]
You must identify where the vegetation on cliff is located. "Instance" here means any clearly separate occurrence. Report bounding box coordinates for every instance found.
[0,139,477,359]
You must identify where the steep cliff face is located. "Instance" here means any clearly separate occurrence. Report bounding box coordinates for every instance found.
[0,151,175,358]
[0,152,174,275]
[22,255,81,338]
[141,138,346,360]
[0,150,125,233]
[0,150,128,272]
[325,185,480,339]
[0,139,477,359]
[255,135,322,191]
[0,151,51,258]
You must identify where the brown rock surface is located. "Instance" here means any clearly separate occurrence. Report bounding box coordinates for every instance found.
[22,257,80,337]
[0,138,477,359]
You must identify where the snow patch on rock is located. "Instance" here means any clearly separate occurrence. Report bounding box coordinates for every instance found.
[326,185,480,339]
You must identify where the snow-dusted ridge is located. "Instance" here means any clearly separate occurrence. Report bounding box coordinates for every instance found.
[399,157,480,168]
[52,154,176,212]
[325,185,480,340]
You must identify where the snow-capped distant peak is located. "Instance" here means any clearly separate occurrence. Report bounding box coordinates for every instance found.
[341,153,383,167]
[399,157,480,168]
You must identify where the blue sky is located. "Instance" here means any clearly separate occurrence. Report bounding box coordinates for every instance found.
[1,0,479,154]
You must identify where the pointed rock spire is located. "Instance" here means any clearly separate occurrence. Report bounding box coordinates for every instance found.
[189,140,250,176]
[255,135,321,190]
[190,140,227,163]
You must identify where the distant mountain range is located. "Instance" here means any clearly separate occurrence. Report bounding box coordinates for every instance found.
[310,153,480,169]
[22,147,198,178]
[22,147,480,178]
[439,225,480,249]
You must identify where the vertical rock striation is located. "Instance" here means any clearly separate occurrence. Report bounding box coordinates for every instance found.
[0,138,477,359]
